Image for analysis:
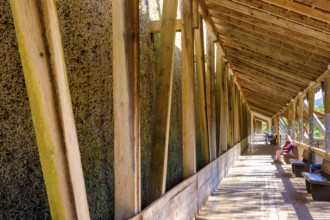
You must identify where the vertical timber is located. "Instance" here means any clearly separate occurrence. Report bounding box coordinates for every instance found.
[195,15,210,165]
[206,32,216,161]
[297,95,304,142]
[148,0,179,203]
[227,74,234,148]
[325,75,330,153]
[113,0,140,218]
[308,87,315,147]
[291,100,296,140]
[10,1,90,219]
[181,0,196,178]
[221,62,229,152]
[288,102,292,137]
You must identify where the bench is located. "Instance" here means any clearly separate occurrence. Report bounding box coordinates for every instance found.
[302,159,330,201]
[283,145,298,164]
[289,150,312,177]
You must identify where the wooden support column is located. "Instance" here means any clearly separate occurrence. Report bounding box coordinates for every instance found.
[220,59,228,153]
[10,1,90,219]
[181,0,196,178]
[233,86,238,144]
[148,0,178,204]
[324,74,330,153]
[297,95,304,142]
[215,49,224,156]
[206,32,216,161]
[227,74,235,147]
[274,116,280,145]
[195,15,210,164]
[291,100,296,140]
[113,0,140,218]
[308,87,315,147]
[288,102,292,136]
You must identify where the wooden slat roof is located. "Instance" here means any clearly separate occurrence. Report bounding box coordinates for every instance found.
[202,0,330,117]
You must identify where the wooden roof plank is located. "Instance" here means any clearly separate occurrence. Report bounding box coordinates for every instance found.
[259,0,330,23]
[208,4,330,49]
[211,13,330,56]
[205,0,330,44]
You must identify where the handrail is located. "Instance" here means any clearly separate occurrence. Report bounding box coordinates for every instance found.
[293,140,330,160]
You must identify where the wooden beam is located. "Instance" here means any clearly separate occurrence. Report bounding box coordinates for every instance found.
[295,0,330,12]
[249,106,275,117]
[308,87,315,147]
[235,69,299,95]
[10,1,90,219]
[227,0,330,33]
[260,0,330,23]
[113,0,140,218]
[215,50,226,155]
[228,56,311,86]
[148,0,178,204]
[216,22,330,66]
[211,13,330,56]
[291,100,296,139]
[195,14,210,165]
[150,19,182,33]
[297,95,304,142]
[227,74,235,147]
[206,0,330,44]
[324,74,330,153]
[181,0,196,178]
[209,7,330,50]
[206,31,217,161]
[220,31,329,70]
[220,58,229,153]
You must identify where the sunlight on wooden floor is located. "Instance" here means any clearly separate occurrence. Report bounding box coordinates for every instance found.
[195,144,330,220]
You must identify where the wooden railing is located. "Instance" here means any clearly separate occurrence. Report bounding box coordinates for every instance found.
[293,140,330,160]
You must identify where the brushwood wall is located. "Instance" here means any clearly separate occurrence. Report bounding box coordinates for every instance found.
[0,0,184,219]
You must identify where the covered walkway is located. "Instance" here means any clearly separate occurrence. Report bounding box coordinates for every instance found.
[197,143,330,220]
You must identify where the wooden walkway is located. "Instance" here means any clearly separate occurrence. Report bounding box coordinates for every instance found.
[196,143,330,220]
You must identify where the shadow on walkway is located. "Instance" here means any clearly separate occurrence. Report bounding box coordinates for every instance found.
[196,143,330,220]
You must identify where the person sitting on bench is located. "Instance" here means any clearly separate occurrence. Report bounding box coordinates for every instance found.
[274,135,294,163]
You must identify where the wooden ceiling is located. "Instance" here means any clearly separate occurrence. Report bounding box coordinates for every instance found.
[202,0,330,117]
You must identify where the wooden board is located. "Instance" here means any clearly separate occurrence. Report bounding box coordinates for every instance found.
[113,0,140,218]
[148,0,179,204]
[10,1,90,219]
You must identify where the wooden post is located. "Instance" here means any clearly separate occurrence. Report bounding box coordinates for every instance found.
[325,74,330,153]
[274,115,280,145]
[220,59,228,153]
[297,95,304,142]
[215,48,224,156]
[10,1,90,219]
[181,0,196,178]
[148,0,178,204]
[288,102,292,137]
[291,100,296,140]
[206,32,216,161]
[308,87,315,147]
[227,74,234,147]
[195,15,210,164]
[113,0,140,218]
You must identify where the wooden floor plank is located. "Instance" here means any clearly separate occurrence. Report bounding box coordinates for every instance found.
[196,142,330,220]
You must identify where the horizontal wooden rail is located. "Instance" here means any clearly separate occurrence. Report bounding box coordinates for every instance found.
[294,141,330,160]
